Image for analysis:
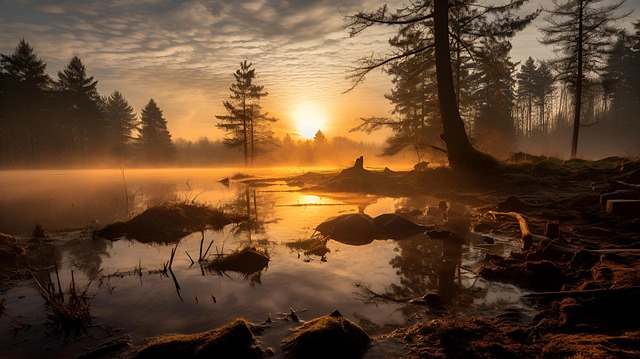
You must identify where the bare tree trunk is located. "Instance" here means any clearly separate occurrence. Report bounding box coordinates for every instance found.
[571,1,584,158]
[433,0,497,169]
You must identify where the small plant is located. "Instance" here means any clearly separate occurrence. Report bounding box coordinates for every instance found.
[31,265,93,336]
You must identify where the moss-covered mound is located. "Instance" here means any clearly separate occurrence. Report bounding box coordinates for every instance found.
[134,318,263,359]
[0,233,25,277]
[206,247,269,275]
[281,310,371,359]
[97,202,240,243]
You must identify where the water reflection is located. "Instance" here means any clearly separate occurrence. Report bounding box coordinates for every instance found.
[0,169,526,358]
[225,187,276,244]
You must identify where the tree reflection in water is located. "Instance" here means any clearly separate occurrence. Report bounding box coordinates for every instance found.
[356,200,490,312]
[225,186,276,245]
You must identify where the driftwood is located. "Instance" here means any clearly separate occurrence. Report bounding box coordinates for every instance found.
[523,286,640,299]
[487,211,546,250]
[486,212,640,255]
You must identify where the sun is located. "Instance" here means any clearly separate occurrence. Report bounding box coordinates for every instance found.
[292,104,326,140]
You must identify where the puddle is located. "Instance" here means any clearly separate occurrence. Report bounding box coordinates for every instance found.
[0,168,528,358]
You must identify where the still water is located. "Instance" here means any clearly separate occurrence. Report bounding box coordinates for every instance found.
[0,168,526,358]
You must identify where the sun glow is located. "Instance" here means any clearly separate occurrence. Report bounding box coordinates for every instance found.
[292,104,326,139]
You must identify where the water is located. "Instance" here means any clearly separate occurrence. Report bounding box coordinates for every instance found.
[0,168,526,358]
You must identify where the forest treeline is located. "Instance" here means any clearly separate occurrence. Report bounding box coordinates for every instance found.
[0,40,387,169]
[0,40,177,168]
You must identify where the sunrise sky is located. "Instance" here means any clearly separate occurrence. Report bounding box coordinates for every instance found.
[1,0,639,142]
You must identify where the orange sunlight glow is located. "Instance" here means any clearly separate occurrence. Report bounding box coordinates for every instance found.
[292,103,326,139]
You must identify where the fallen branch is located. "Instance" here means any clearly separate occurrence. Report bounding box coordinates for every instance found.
[487,211,547,250]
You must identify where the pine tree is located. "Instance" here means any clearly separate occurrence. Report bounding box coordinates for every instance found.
[603,22,640,148]
[56,56,105,160]
[346,0,537,168]
[540,0,629,158]
[468,39,516,157]
[137,99,175,163]
[215,61,277,166]
[0,39,52,164]
[104,91,138,162]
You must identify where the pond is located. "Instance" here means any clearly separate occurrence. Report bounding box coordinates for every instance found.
[0,168,527,358]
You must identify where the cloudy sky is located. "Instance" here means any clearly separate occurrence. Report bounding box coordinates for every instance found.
[1,0,638,141]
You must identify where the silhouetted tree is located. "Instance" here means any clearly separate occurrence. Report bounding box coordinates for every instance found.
[346,0,537,168]
[604,22,640,137]
[517,58,555,136]
[104,91,138,162]
[0,39,52,165]
[352,26,441,162]
[56,56,105,161]
[216,61,276,166]
[468,39,516,157]
[540,0,629,158]
[137,99,175,163]
[313,129,328,144]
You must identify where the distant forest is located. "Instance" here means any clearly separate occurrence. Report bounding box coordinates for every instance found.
[0,40,387,169]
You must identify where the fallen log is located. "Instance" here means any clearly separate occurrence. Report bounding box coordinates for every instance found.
[487,211,547,250]
[486,211,640,255]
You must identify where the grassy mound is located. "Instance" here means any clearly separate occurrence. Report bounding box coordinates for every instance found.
[281,310,371,359]
[134,318,263,359]
[0,233,25,278]
[97,202,241,243]
[206,247,269,275]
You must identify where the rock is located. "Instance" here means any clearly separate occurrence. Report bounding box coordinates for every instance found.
[315,213,378,245]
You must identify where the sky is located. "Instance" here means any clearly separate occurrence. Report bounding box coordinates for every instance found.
[1,0,639,142]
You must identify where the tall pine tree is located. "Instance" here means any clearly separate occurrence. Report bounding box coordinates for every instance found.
[0,39,52,165]
[137,99,175,163]
[216,61,276,167]
[56,56,105,161]
[104,91,137,162]
[540,0,629,157]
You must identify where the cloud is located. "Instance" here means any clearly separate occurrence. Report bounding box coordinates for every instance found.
[0,0,411,140]
[36,4,66,14]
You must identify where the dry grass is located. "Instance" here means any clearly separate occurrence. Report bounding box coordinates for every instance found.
[31,269,93,336]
